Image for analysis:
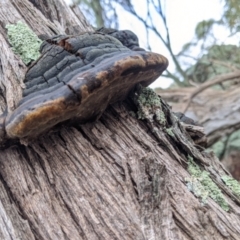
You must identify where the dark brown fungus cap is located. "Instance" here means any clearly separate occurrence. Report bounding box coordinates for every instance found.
[5,29,168,139]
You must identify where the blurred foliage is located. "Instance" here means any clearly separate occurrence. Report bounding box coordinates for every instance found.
[72,0,118,29]
[186,45,240,83]
[222,0,240,34]
[195,19,217,39]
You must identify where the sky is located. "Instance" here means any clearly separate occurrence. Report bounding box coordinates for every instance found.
[64,0,238,88]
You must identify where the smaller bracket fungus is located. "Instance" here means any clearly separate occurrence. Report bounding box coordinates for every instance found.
[3,28,168,140]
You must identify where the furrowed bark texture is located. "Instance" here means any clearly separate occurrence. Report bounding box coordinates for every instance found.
[0,0,240,239]
[157,86,240,181]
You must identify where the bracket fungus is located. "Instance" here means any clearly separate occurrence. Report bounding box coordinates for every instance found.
[3,28,168,139]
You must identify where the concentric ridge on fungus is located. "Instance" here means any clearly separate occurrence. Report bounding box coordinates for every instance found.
[4,28,168,139]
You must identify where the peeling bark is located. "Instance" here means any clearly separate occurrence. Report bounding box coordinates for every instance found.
[0,0,240,239]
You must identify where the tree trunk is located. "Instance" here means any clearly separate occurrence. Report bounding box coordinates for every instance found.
[0,1,240,239]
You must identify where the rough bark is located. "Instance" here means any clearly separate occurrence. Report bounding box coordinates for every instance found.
[0,0,240,240]
[156,85,240,180]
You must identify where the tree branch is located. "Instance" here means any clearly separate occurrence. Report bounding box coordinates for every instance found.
[183,70,240,113]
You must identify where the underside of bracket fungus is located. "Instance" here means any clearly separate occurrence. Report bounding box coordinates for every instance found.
[5,29,168,139]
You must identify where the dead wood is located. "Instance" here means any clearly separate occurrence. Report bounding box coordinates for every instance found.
[156,86,240,146]
[182,71,240,113]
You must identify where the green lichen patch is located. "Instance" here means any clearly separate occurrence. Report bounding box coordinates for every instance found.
[222,175,240,197]
[186,177,209,204]
[133,85,166,125]
[187,156,229,211]
[165,127,175,138]
[6,21,42,65]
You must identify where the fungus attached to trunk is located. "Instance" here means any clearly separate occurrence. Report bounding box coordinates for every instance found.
[4,29,168,139]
